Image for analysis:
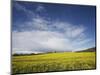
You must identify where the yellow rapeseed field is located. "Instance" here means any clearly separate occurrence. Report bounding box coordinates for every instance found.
[12,52,96,74]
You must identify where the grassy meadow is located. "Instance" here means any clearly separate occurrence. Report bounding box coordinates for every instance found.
[12,52,96,74]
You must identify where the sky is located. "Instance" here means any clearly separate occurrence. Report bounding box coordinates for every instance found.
[12,1,96,54]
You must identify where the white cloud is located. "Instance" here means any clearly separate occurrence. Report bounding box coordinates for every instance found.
[65,26,85,38]
[12,31,71,53]
[36,4,45,12]
[14,2,36,18]
[12,28,91,54]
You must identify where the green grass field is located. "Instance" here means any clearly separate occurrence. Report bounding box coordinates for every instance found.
[12,52,96,74]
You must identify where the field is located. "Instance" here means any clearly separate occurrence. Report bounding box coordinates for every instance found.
[12,52,96,74]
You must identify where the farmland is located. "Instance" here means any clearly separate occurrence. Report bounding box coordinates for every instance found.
[12,52,96,74]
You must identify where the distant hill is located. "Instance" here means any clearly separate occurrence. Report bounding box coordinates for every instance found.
[13,47,96,56]
[77,47,96,52]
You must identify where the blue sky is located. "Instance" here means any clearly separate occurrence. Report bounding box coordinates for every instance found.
[12,1,96,54]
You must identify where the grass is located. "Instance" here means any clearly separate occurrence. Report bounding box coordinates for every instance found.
[12,52,96,74]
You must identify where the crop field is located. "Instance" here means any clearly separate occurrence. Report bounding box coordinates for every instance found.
[12,52,96,74]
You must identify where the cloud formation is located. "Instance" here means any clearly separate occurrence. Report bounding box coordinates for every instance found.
[12,2,94,54]
[36,4,46,12]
